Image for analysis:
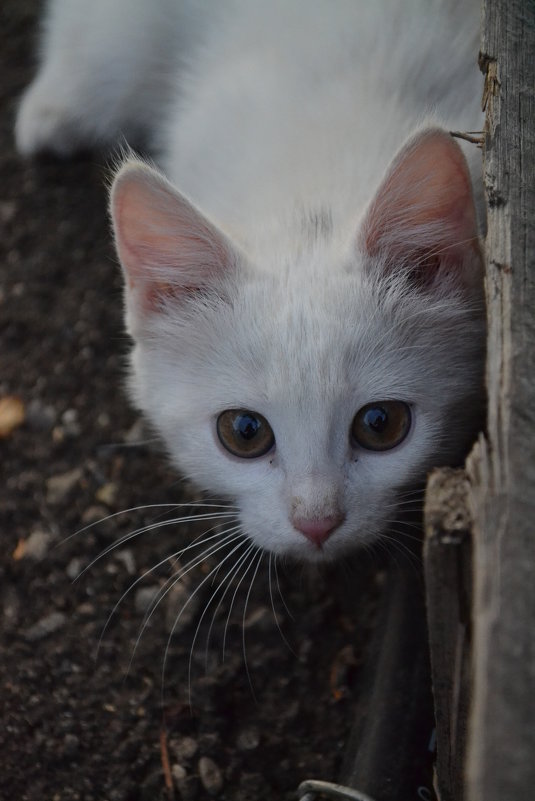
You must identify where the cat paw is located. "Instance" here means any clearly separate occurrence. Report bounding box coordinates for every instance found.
[15,80,83,158]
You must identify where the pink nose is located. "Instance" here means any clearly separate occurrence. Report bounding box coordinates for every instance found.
[292,515,345,547]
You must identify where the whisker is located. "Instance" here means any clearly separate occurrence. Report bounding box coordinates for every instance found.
[379,531,422,576]
[274,558,294,621]
[241,549,264,702]
[98,527,242,662]
[384,523,423,541]
[186,531,251,668]
[74,512,238,581]
[62,503,186,545]
[391,501,424,511]
[187,536,257,696]
[202,538,260,671]
[222,542,259,662]
[64,501,237,545]
[161,535,249,705]
[134,526,245,651]
[395,488,426,499]
[268,554,297,655]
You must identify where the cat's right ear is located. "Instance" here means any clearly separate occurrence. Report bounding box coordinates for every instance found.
[110,160,239,331]
[359,128,483,297]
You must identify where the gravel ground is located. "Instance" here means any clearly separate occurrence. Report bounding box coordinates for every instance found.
[1,4,384,800]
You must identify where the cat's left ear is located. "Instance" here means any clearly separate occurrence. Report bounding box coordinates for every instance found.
[360,128,483,295]
[110,160,240,332]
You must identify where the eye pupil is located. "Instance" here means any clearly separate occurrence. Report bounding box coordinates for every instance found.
[235,414,260,441]
[363,407,388,433]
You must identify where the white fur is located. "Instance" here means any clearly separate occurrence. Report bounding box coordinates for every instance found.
[17,0,486,561]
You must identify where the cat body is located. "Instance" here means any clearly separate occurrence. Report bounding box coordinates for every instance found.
[17,0,486,561]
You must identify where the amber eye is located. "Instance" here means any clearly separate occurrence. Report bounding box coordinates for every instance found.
[216,409,275,458]
[351,401,411,451]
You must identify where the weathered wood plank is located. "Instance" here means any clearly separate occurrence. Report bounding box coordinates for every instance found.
[466,1,535,799]
[424,468,472,801]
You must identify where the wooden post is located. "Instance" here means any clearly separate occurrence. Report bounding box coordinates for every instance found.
[466,1,535,798]
[424,2,535,798]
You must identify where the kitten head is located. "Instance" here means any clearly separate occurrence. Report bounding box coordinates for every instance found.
[110,129,485,562]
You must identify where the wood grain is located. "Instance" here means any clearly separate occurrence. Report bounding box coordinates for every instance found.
[467,1,535,798]
[424,3,535,798]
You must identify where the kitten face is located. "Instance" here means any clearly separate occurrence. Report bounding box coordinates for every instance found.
[127,257,483,562]
[111,129,485,562]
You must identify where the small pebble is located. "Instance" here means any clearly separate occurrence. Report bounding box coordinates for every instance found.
[114,548,136,576]
[76,602,95,616]
[135,585,160,614]
[66,557,85,581]
[95,482,118,506]
[170,736,198,762]
[236,726,260,751]
[46,468,83,505]
[61,408,80,436]
[198,756,223,796]
[24,611,67,642]
[12,529,52,561]
[171,764,187,781]
[62,408,77,423]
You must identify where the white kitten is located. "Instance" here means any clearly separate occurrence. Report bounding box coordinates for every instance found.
[17,0,486,562]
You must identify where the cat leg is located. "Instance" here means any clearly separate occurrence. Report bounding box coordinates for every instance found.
[15,0,185,157]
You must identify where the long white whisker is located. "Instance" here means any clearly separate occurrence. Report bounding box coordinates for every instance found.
[202,538,259,671]
[187,535,256,698]
[221,542,259,662]
[75,512,237,580]
[64,501,237,544]
[241,549,264,702]
[274,557,294,621]
[132,528,245,660]
[268,554,296,655]
[161,535,249,705]
[136,525,243,627]
[98,527,242,661]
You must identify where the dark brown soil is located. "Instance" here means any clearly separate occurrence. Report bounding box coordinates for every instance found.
[1,5,384,800]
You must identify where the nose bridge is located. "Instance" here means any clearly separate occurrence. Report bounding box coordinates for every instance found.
[289,471,342,521]
[278,398,346,521]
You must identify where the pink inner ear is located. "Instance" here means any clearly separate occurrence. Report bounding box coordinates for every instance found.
[362,129,479,264]
[110,162,234,311]
[114,178,181,280]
